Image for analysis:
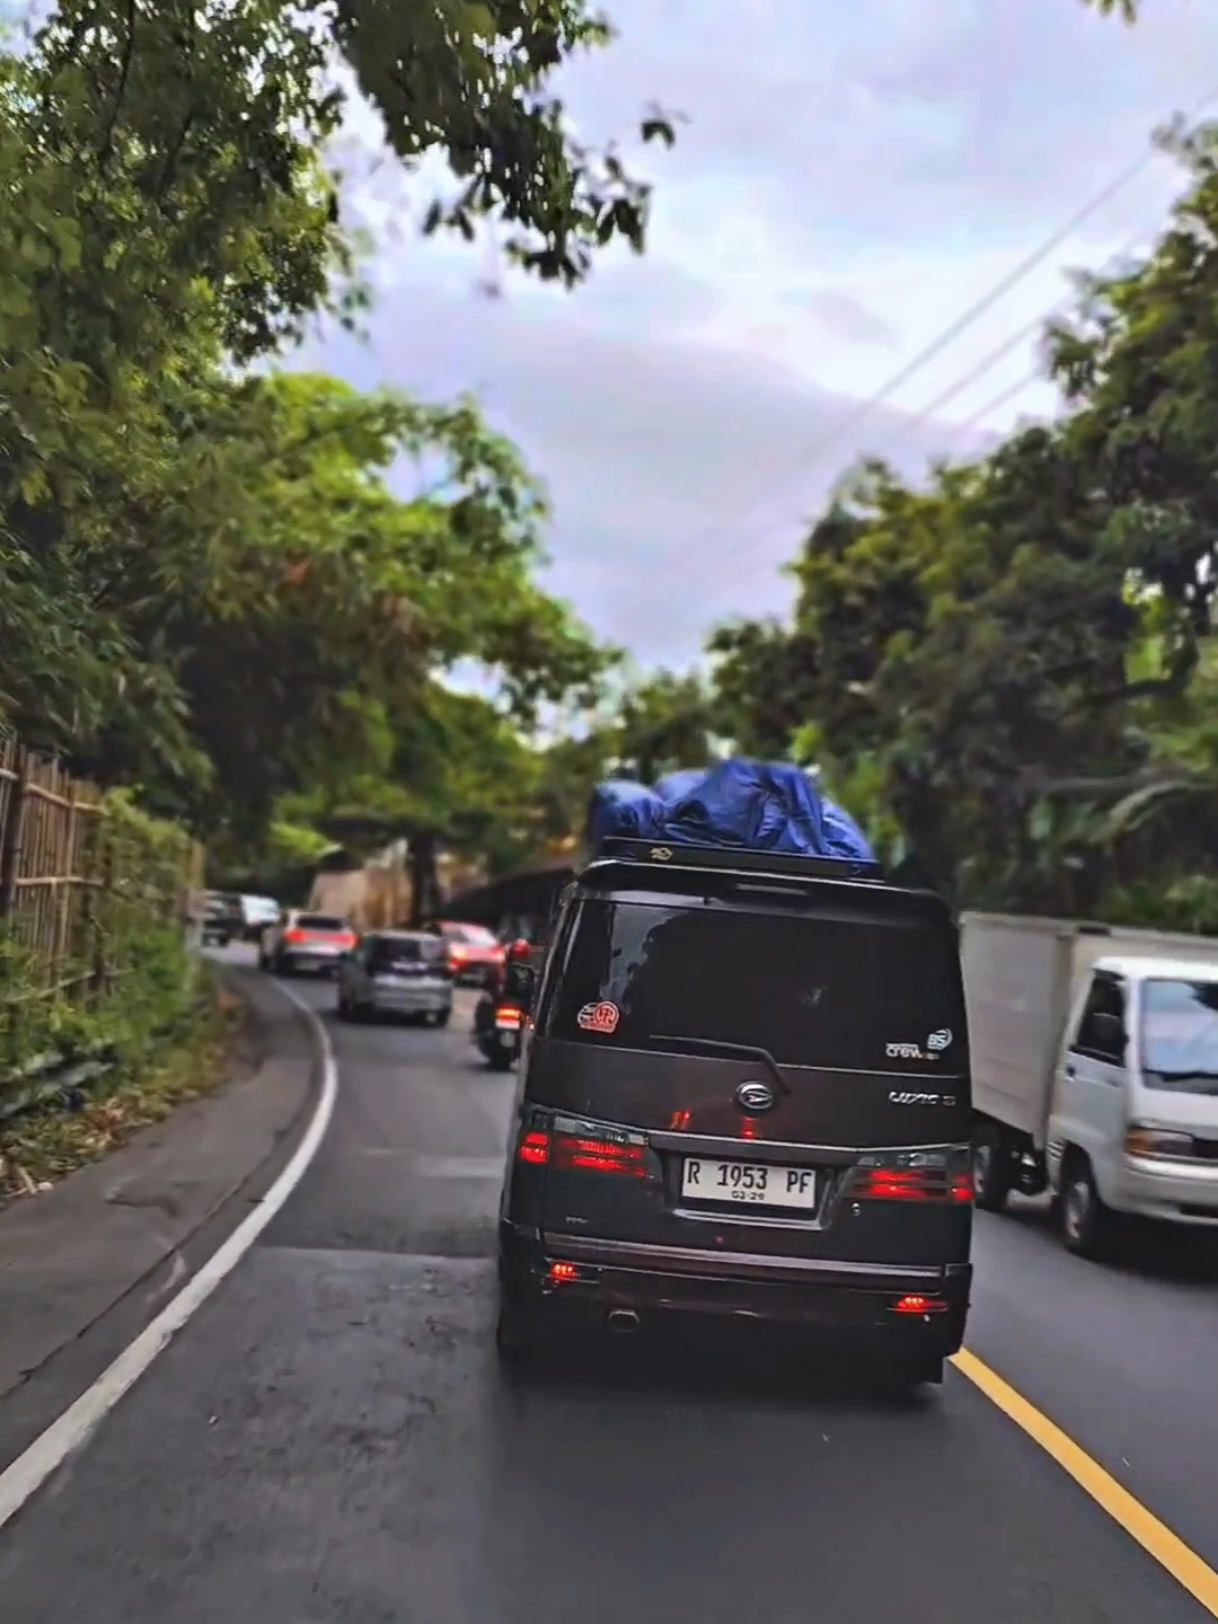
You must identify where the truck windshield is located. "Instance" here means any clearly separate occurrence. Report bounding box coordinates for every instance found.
[1140,978,1218,1090]
[547,896,966,1075]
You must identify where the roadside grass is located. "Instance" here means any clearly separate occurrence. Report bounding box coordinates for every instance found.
[0,964,245,1203]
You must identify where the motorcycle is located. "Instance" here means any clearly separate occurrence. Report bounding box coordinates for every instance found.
[473,941,535,1071]
[474,993,525,1071]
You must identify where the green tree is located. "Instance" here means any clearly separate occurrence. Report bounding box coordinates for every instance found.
[709,122,1218,918]
[38,0,675,293]
[1,0,647,839]
[709,436,1143,904]
[83,372,608,827]
[611,669,717,783]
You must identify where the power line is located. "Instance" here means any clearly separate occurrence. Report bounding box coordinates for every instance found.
[871,214,1168,459]
[664,83,1218,568]
[947,369,1045,444]
[869,317,1047,452]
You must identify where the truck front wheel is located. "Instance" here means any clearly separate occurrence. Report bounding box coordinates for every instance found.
[1060,1150,1117,1261]
[973,1125,1014,1213]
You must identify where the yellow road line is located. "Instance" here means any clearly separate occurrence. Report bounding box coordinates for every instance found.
[951,1348,1218,1617]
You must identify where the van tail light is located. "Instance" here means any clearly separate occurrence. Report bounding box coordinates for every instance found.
[517,1130,550,1165]
[283,928,305,944]
[515,1121,652,1178]
[853,1151,973,1205]
[553,1133,650,1177]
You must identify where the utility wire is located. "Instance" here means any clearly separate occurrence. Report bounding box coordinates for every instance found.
[946,369,1045,444]
[665,84,1218,568]
[871,214,1168,458]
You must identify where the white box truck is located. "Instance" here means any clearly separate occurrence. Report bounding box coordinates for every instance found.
[963,912,1218,1257]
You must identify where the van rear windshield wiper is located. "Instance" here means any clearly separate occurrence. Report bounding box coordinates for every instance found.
[649,1034,791,1097]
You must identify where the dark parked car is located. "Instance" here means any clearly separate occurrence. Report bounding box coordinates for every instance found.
[201,891,244,946]
[495,839,973,1387]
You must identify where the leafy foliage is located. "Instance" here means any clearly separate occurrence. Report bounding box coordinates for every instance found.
[1,0,648,854]
[1081,0,1142,19]
[335,0,678,284]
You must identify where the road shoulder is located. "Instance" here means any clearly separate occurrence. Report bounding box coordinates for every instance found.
[0,966,320,1467]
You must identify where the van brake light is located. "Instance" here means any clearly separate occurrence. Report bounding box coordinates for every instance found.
[516,1126,651,1178]
[853,1155,972,1204]
[518,1130,549,1165]
[553,1134,650,1176]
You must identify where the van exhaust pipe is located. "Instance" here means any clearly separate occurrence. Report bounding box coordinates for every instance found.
[606,1308,640,1334]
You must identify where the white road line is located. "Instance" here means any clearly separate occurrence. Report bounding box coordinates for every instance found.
[0,980,336,1533]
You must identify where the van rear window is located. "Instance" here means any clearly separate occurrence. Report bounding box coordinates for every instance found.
[367,937,443,970]
[546,899,965,1074]
[298,914,346,932]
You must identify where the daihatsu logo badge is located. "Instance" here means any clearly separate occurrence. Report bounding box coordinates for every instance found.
[735,1081,775,1114]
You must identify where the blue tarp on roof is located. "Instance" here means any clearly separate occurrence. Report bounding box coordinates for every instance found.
[586,759,874,863]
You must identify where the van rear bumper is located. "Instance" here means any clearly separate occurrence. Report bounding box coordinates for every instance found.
[499,1223,971,1356]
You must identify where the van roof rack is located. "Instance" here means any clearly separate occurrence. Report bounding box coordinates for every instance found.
[592,837,886,884]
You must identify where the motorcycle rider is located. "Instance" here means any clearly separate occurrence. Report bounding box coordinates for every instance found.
[473,937,535,1064]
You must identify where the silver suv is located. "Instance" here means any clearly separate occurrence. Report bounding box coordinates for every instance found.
[336,931,453,1025]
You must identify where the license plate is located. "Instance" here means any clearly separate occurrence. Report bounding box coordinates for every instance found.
[681,1159,818,1209]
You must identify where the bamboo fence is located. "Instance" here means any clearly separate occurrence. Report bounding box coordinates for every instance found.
[0,736,203,1088]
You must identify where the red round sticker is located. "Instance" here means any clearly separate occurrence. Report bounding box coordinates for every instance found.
[577,1000,620,1034]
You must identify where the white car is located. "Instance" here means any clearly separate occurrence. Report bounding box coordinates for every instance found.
[259,910,356,976]
[336,931,453,1025]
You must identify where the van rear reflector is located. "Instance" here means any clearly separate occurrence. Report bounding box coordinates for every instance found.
[891,1294,948,1315]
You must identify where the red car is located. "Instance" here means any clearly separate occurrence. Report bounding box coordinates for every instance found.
[427,921,505,987]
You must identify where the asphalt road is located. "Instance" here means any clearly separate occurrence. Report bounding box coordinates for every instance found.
[2,968,1217,1622]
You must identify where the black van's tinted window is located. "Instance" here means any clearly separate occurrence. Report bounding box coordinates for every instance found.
[547,899,965,1073]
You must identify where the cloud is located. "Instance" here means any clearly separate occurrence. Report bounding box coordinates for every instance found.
[302,279,989,665]
[308,0,1218,666]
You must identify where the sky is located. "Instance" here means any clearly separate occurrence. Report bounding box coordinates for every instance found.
[304,0,1218,670]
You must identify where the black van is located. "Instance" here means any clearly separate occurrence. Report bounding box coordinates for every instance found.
[496,839,973,1385]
